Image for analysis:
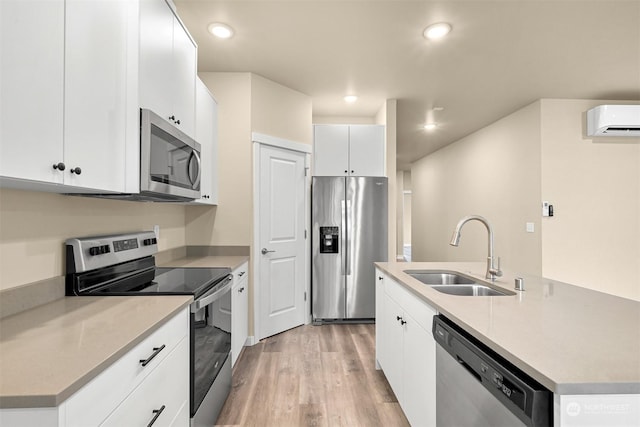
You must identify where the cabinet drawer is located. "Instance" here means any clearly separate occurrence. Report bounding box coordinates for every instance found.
[233,262,248,283]
[100,336,189,427]
[64,309,188,426]
[385,278,436,332]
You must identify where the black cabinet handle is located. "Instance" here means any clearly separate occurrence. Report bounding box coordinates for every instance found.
[146,405,166,427]
[396,315,402,321]
[238,287,245,293]
[169,115,176,121]
[378,276,383,280]
[52,162,65,171]
[238,271,245,277]
[139,344,165,367]
[175,119,180,125]
[400,319,407,325]
[70,167,82,175]
[344,170,348,174]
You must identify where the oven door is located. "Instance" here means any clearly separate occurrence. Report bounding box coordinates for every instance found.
[140,108,201,200]
[190,276,232,425]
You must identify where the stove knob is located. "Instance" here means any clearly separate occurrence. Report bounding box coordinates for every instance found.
[89,246,99,256]
[102,245,111,254]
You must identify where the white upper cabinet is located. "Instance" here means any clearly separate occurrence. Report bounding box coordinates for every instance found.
[64,0,137,192]
[1,0,199,195]
[139,0,196,139]
[313,124,385,177]
[313,125,350,176]
[0,0,65,185]
[192,77,218,205]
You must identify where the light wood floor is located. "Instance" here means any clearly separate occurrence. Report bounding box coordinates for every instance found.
[215,323,410,427]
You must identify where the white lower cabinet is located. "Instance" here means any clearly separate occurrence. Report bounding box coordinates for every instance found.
[231,262,249,367]
[375,268,437,427]
[0,308,189,427]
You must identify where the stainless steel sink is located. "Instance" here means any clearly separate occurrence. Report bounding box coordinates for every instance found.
[430,284,509,296]
[403,270,477,285]
[403,269,514,296]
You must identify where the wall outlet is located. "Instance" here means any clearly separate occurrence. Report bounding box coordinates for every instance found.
[153,225,160,239]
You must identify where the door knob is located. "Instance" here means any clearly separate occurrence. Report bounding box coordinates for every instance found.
[261,248,275,255]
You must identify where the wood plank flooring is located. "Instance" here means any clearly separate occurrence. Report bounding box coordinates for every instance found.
[215,324,409,427]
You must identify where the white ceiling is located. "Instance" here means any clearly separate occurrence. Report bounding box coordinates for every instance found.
[175,0,640,170]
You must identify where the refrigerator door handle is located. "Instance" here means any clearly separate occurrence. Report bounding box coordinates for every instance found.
[341,199,348,276]
[343,199,351,276]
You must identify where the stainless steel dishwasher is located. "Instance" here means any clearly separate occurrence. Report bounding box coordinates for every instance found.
[432,315,552,426]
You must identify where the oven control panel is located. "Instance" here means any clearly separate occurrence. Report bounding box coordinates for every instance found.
[66,231,158,273]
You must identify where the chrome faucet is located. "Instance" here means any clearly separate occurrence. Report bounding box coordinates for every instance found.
[450,215,503,281]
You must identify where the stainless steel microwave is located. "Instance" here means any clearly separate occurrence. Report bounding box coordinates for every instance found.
[140,108,201,201]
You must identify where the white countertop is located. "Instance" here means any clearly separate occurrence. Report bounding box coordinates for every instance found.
[376,261,640,394]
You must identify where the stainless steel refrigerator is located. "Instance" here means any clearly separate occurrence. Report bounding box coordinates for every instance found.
[312,176,388,321]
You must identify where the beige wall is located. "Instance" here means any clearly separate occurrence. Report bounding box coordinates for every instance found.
[396,170,404,259]
[186,72,252,246]
[313,116,376,124]
[411,101,543,275]
[377,99,398,263]
[252,74,313,145]
[412,98,640,301]
[540,99,640,300]
[0,188,186,290]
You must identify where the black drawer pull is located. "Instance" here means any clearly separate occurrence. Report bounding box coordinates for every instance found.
[238,271,245,277]
[146,405,166,427]
[139,344,165,367]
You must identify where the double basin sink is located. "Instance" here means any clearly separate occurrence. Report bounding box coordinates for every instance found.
[403,270,515,296]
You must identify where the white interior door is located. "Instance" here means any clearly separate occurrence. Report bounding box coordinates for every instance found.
[257,143,307,339]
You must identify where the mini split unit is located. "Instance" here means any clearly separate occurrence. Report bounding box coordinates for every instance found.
[586,104,640,137]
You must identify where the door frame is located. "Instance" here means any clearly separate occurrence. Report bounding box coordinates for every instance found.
[252,132,312,342]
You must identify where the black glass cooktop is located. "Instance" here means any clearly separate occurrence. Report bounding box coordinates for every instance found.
[83,266,231,299]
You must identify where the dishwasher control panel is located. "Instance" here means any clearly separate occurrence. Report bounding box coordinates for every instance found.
[432,315,551,427]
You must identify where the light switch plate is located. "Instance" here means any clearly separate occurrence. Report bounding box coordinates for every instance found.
[526,222,535,233]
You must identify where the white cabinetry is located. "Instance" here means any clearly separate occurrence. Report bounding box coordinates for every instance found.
[139,0,196,139]
[63,0,137,192]
[0,0,64,185]
[375,269,437,427]
[0,309,189,427]
[0,0,136,192]
[313,124,385,177]
[231,261,249,367]
[192,78,218,205]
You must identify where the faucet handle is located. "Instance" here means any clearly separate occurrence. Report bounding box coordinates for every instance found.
[494,257,503,277]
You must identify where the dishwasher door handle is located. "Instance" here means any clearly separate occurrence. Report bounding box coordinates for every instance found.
[456,355,482,382]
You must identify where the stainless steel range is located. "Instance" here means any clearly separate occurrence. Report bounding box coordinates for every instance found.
[65,231,232,426]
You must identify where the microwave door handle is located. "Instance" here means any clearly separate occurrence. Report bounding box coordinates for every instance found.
[188,150,201,190]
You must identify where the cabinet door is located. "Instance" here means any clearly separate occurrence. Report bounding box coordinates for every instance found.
[0,0,64,184]
[382,293,404,403]
[375,269,386,369]
[231,263,249,367]
[171,18,196,138]
[403,308,437,427]
[349,125,385,177]
[139,0,174,122]
[313,125,349,176]
[64,0,132,191]
[192,78,217,205]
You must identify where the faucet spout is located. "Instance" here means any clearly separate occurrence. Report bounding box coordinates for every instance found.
[449,215,503,281]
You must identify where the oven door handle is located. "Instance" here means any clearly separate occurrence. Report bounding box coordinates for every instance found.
[191,275,233,312]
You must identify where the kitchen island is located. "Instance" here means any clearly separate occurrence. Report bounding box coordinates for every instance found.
[375,261,640,426]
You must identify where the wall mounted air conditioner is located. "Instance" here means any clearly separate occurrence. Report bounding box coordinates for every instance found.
[586,105,640,137]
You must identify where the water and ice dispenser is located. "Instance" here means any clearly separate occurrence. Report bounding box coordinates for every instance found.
[319,226,339,253]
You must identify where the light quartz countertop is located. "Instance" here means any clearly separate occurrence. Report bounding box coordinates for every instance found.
[376,262,640,395]
[158,255,248,271]
[0,295,192,408]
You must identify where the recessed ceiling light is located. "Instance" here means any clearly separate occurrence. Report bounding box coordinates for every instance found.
[208,23,234,39]
[344,95,358,103]
[424,123,437,130]
[423,22,452,40]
